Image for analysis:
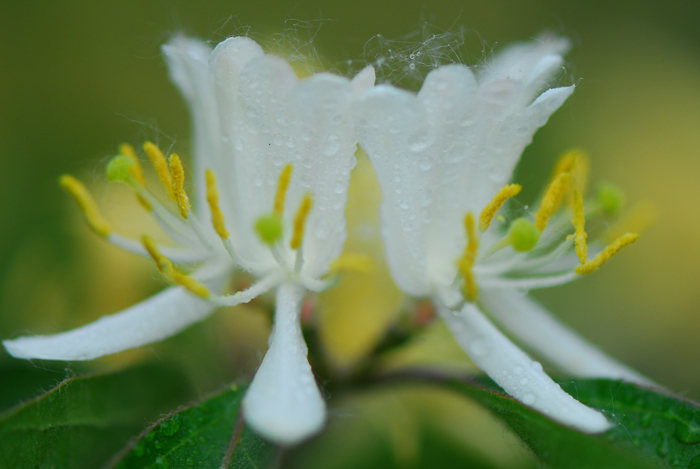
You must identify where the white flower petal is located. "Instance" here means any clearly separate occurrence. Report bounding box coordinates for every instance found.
[350,66,376,95]
[243,282,325,445]
[162,36,220,215]
[3,274,226,361]
[353,84,431,295]
[286,73,359,277]
[436,300,612,433]
[478,35,570,84]
[480,289,653,384]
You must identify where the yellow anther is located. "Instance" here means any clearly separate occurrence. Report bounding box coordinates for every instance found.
[478,184,522,232]
[572,190,588,264]
[290,194,313,250]
[328,253,375,273]
[118,143,146,187]
[116,144,151,211]
[534,172,572,232]
[205,169,229,238]
[273,164,293,217]
[169,153,190,218]
[58,175,112,238]
[171,273,210,298]
[142,235,175,277]
[551,149,589,196]
[144,141,175,200]
[457,212,479,302]
[141,236,210,298]
[575,233,639,275]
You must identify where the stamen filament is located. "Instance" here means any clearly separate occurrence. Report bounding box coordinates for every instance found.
[141,235,210,298]
[169,154,190,219]
[58,175,112,237]
[457,212,479,301]
[204,169,230,238]
[575,233,639,275]
[144,141,175,201]
[273,164,293,218]
[572,190,588,264]
[290,194,313,250]
[534,172,571,232]
[478,184,522,232]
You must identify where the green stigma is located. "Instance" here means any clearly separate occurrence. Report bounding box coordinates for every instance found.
[254,214,283,245]
[596,183,625,217]
[106,155,135,183]
[509,218,540,252]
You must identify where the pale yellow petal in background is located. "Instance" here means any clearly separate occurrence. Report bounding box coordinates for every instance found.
[317,150,404,371]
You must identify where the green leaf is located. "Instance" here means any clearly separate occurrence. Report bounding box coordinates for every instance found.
[437,373,700,468]
[0,363,196,469]
[109,384,279,469]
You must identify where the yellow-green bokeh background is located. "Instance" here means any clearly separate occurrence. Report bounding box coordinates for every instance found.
[1,0,700,466]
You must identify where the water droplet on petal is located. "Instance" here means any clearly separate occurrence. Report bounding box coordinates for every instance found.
[234,138,244,151]
[522,393,536,405]
[531,361,543,371]
[323,135,341,156]
[470,340,487,357]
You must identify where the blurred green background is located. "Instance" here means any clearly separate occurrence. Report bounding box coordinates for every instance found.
[1,0,699,467]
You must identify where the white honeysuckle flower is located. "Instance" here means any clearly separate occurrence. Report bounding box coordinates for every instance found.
[3,34,376,446]
[353,35,647,434]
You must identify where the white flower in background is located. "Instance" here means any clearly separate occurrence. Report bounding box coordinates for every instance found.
[3,35,375,445]
[353,36,648,433]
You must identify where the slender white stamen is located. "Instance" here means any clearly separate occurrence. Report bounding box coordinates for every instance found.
[480,289,654,385]
[508,237,575,273]
[107,234,208,264]
[208,273,284,307]
[478,271,577,290]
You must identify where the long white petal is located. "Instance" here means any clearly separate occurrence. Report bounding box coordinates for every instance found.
[477,35,570,85]
[353,84,432,295]
[243,282,325,445]
[480,289,653,384]
[436,300,611,433]
[3,273,227,361]
[162,35,220,215]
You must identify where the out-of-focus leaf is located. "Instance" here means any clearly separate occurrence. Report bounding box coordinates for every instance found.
[0,363,196,469]
[0,361,68,412]
[401,371,700,468]
[109,384,278,469]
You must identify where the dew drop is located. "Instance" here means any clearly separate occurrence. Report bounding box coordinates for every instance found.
[520,378,528,386]
[531,361,543,371]
[272,133,283,146]
[323,135,341,156]
[418,188,432,207]
[516,126,529,136]
[459,118,474,127]
[314,218,330,239]
[675,419,700,444]
[408,132,432,152]
[488,164,507,182]
[522,393,536,405]
[285,136,296,148]
[469,340,487,357]
[513,365,524,375]
[419,158,433,171]
[160,414,181,436]
[446,144,466,164]
[234,138,244,151]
